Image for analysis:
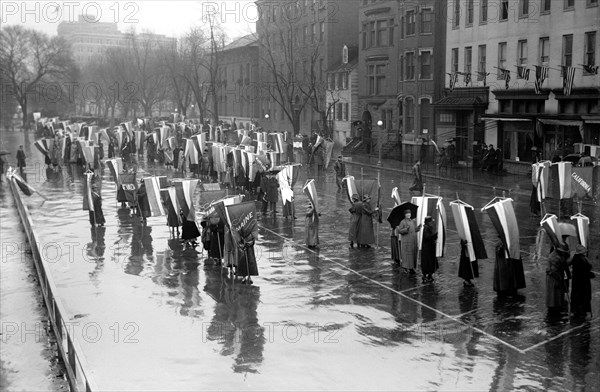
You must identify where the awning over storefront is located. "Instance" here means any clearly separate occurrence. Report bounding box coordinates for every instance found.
[481,116,532,122]
[581,115,600,124]
[537,118,583,127]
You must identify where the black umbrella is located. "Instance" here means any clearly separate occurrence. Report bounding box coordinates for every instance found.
[387,202,418,228]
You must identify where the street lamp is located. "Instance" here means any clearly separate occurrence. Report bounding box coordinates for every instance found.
[264,114,270,120]
[377,120,383,166]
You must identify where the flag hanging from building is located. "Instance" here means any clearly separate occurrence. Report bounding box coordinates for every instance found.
[517,66,530,80]
[582,64,599,75]
[447,72,458,91]
[499,68,511,89]
[562,66,576,96]
[534,65,549,94]
[476,71,490,86]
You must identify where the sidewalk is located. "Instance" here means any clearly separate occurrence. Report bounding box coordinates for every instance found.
[343,153,532,196]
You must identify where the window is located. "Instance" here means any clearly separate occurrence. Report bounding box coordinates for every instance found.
[564,0,574,9]
[421,9,432,33]
[369,21,376,47]
[562,34,573,66]
[361,23,368,49]
[500,0,509,20]
[328,74,335,90]
[399,17,404,39]
[336,103,343,120]
[453,0,460,28]
[420,51,432,79]
[303,25,308,44]
[342,72,348,89]
[451,48,459,73]
[312,23,316,42]
[539,37,550,64]
[584,32,596,68]
[497,42,507,78]
[389,18,394,45]
[406,11,415,35]
[376,20,388,46]
[343,103,349,121]
[405,98,414,132]
[517,40,527,66]
[367,64,386,95]
[519,0,529,16]
[542,0,551,12]
[464,47,472,74]
[479,0,488,23]
[399,56,404,82]
[336,73,343,89]
[466,0,474,25]
[320,22,325,42]
[406,52,415,79]
[319,58,324,81]
[478,45,486,80]
[420,99,431,132]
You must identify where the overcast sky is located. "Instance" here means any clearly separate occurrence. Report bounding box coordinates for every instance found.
[1,0,256,41]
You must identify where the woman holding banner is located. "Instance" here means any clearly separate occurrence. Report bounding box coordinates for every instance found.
[305,201,319,248]
[395,210,421,274]
[458,239,479,287]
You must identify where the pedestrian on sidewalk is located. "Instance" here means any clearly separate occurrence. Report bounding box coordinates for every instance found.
[421,216,438,282]
[334,155,346,190]
[458,239,479,287]
[395,209,421,274]
[569,245,595,318]
[16,145,26,175]
[305,201,319,248]
[437,148,448,175]
[409,160,423,195]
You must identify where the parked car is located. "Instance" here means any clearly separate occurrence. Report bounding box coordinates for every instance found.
[562,153,598,166]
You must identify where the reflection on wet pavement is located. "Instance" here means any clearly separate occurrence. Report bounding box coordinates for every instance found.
[2,131,599,391]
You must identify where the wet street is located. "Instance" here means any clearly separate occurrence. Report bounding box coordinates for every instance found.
[1,130,599,391]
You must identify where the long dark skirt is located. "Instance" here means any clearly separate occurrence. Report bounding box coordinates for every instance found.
[390,234,400,262]
[493,254,526,292]
[236,246,258,277]
[458,248,479,281]
[88,195,105,226]
[181,220,201,240]
[530,186,540,215]
[421,241,439,275]
[209,230,225,258]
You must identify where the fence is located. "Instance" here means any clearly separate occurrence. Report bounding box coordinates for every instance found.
[9,179,98,392]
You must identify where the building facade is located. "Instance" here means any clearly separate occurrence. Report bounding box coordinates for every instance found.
[438,0,599,169]
[326,45,359,148]
[358,0,447,161]
[57,15,176,68]
[255,0,360,135]
[218,34,261,130]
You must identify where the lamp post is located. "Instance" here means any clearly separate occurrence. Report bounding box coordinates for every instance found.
[377,120,383,166]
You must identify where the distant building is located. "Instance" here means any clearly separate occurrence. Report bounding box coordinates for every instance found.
[358,0,447,162]
[57,15,176,67]
[255,0,360,135]
[438,0,599,170]
[326,45,359,148]
[218,34,260,130]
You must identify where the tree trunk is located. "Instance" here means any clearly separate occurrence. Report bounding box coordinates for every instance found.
[21,103,28,130]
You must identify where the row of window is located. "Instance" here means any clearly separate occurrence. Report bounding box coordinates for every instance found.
[330,102,350,121]
[327,72,349,90]
[361,9,434,49]
[450,32,597,79]
[221,63,253,85]
[453,0,598,29]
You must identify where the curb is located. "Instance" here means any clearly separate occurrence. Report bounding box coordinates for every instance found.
[9,179,98,392]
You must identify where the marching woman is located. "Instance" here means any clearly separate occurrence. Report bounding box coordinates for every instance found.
[420,216,438,283]
[87,166,105,227]
[569,245,595,318]
[180,208,201,248]
[395,209,421,274]
[305,201,319,248]
[348,194,360,248]
[458,239,479,287]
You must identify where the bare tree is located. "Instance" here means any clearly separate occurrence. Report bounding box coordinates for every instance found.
[162,42,192,116]
[180,28,211,123]
[257,19,314,135]
[0,25,76,129]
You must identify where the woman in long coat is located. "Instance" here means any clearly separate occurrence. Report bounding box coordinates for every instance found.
[395,210,421,274]
[180,209,201,248]
[305,202,319,248]
[493,239,527,294]
[569,245,595,317]
[136,182,152,223]
[348,194,361,248]
[420,216,438,283]
[356,195,375,247]
[88,171,105,227]
[458,239,479,287]
[208,218,225,262]
[546,243,571,311]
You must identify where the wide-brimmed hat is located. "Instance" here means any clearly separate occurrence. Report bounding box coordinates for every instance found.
[424,216,433,223]
[575,244,588,255]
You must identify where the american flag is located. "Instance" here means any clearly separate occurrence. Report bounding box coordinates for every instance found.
[447,72,459,91]
[499,68,511,89]
[517,65,530,80]
[534,65,549,94]
[582,64,599,75]
[562,66,576,96]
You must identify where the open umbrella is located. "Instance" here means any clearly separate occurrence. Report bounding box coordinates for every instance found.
[0,150,10,156]
[387,202,418,228]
